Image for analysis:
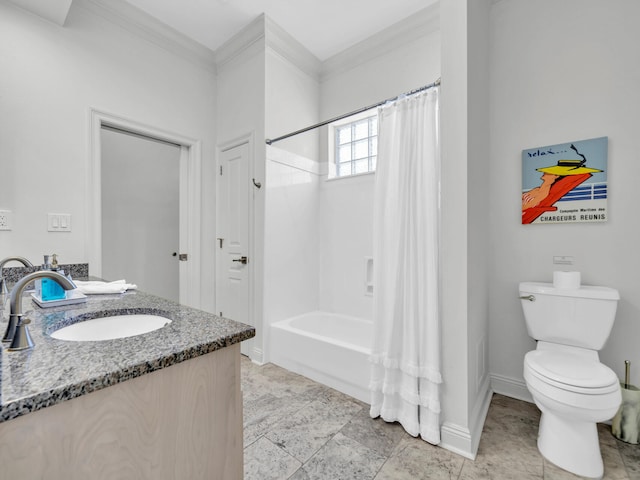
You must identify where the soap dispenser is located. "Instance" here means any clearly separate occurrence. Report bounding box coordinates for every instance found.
[41,254,66,301]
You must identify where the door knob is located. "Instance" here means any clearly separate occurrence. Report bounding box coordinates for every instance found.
[232,256,248,265]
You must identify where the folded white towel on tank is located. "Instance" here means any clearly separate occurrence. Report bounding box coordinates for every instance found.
[73,279,138,295]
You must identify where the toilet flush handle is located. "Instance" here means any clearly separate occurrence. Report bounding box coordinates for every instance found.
[519,295,535,302]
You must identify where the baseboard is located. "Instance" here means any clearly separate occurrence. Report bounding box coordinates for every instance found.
[490,373,533,403]
[469,377,493,457]
[251,347,265,365]
[440,422,475,459]
[440,377,493,460]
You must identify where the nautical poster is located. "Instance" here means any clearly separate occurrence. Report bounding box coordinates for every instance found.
[522,137,608,224]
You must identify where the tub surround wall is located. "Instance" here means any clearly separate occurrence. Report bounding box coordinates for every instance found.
[318,174,375,320]
[263,153,375,365]
[263,147,321,356]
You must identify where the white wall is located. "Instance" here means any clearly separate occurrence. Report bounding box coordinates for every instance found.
[319,8,440,151]
[0,0,216,307]
[215,28,266,361]
[439,0,493,458]
[440,0,472,457]
[489,0,640,396]
[466,0,492,452]
[216,38,265,149]
[265,40,320,161]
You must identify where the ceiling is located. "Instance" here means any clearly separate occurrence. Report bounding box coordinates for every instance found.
[122,0,438,61]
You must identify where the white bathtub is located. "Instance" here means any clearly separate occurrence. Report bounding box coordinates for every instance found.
[270,311,372,404]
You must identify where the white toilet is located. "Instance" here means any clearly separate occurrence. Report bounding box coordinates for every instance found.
[520,281,621,479]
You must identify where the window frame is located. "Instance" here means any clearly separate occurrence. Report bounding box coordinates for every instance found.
[327,108,378,180]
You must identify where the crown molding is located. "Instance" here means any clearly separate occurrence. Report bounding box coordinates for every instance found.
[216,14,321,79]
[320,3,440,82]
[75,0,216,73]
[214,14,266,73]
[7,0,73,26]
[264,16,321,79]
[63,1,439,83]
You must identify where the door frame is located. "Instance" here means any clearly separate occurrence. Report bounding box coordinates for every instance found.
[88,108,202,308]
[216,133,256,359]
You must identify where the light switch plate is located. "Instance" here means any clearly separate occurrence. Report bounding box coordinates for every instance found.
[48,213,72,232]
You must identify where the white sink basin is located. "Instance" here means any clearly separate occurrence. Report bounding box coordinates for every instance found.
[50,314,172,341]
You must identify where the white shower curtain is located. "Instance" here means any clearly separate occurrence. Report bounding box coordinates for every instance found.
[369,87,441,444]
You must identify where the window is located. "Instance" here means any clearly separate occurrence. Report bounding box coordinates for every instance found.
[328,112,378,179]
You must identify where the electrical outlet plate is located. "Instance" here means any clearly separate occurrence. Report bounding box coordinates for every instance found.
[0,210,12,231]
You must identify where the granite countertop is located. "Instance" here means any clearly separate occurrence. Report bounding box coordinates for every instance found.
[0,285,255,423]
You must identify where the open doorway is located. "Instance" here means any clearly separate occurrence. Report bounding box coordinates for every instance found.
[89,110,202,308]
[100,126,181,302]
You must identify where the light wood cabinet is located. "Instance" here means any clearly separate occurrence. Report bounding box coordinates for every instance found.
[0,343,243,479]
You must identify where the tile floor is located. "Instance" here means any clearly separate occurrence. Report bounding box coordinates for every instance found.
[241,357,640,480]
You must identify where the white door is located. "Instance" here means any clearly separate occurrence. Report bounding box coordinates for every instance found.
[216,143,252,356]
[101,127,181,302]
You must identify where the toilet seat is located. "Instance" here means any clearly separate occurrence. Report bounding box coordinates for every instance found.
[525,350,618,395]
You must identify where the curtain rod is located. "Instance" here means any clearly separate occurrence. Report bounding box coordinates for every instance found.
[265,77,441,145]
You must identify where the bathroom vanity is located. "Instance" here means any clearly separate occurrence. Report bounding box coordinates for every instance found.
[0,286,254,479]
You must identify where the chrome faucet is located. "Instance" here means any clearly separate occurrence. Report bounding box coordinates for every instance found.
[3,270,76,351]
[0,256,34,295]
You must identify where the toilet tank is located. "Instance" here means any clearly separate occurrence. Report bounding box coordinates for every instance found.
[519,282,620,350]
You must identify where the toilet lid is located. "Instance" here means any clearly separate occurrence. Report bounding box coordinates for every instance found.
[525,350,618,394]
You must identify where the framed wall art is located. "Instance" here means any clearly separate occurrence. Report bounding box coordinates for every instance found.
[522,136,608,224]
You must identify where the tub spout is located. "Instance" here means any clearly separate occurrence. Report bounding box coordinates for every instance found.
[3,270,76,351]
